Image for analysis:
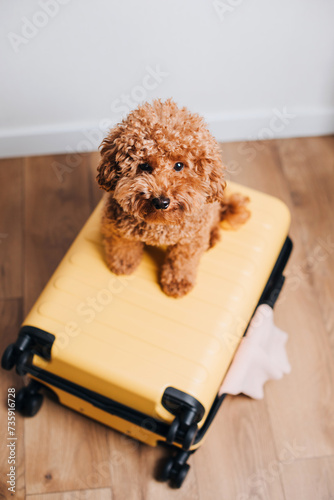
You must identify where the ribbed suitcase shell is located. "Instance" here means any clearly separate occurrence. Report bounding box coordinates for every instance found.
[22,181,290,446]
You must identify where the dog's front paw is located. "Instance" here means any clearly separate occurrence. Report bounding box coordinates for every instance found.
[104,238,143,275]
[160,265,195,298]
[106,254,141,275]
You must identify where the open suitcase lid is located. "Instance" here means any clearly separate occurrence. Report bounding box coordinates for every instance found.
[22,181,291,424]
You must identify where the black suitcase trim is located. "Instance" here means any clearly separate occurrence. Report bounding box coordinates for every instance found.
[9,358,204,451]
[191,235,293,447]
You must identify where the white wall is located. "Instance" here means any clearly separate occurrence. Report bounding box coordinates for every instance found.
[1,0,334,158]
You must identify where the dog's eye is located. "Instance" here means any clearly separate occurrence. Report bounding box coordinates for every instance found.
[139,163,152,172]
[174,162,184,172]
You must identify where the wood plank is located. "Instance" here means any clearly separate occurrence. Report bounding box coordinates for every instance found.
[26,487,112,500]
[51,150,103,211]
[86,151,104,210]
[24,154,92,315]
[105,428,200,499]
[282,456,334,500]
[144,446,199,500]
[0,158,23,299]
[23,154,111,495]
[222,138,334,460]
[0,299,25,500]
[267,282,334,458]
[105,431,143,500]
[194,396,285,499]
[24,398,112,495]
[221,139,293,201]
[277,136,334,352]
[264,136,334,458]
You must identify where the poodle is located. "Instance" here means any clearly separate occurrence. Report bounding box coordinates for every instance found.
[97,99,250,298]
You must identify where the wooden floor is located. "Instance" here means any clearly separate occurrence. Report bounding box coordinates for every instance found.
[1,136,334,500]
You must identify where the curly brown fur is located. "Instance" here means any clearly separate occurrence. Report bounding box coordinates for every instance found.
[97,99,250,298]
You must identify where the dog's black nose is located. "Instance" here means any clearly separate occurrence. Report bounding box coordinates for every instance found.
[152,196,170,210]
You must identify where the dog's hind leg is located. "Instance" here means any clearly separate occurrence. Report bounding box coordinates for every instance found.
[220,193,251,228]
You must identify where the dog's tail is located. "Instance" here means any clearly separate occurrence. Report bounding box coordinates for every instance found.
[220,192,251,228]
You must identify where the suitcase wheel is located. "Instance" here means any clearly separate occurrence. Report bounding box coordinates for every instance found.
[160,450,191,488]
[166,415,198,451]
[16,382,44,417]
[174,463,190,489]
[160,457,174,481]
[166,416,180,444]
[182,423,197,450]
[1,343,18,371]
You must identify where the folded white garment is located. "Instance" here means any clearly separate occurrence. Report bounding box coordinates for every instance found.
[219,304,291,400]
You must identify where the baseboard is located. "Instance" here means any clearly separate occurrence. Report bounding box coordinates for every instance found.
[207,107,334,143]
[1,107,334,159]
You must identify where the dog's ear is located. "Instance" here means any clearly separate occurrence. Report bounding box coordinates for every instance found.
[205,155,226,203]
[96,126,122,192]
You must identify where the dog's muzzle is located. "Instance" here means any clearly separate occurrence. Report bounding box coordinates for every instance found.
[151,196,170,210]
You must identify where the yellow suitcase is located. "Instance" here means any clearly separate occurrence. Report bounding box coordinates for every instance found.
[2,181,292,488]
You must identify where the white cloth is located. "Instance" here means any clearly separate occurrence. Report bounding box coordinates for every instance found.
[219,304,291,399]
